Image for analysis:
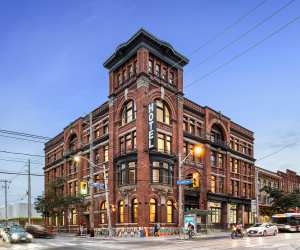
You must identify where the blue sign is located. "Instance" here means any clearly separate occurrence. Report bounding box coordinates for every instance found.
[91,183,105,189]
[176,179,192,185]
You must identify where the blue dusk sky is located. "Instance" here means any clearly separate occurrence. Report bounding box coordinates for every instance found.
[0,0,299,206]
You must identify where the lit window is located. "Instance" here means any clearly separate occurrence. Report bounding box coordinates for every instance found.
[100,201,106,224]
[118,200,124,223]
[132,198,138,223]
[157,132,172,153]
[167,200,173,223]
[149,198,157,223]
[151,161,173,185]
[104,145,109,162]
[156,100,170,125]
[211,176,216,193]
[71,208,77,225]
[122,100,136,125]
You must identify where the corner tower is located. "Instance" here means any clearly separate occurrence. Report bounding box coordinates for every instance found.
[103,29,189,226]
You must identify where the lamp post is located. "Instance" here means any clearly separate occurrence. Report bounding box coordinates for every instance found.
[178,145,204,228]
[73,155,113,237]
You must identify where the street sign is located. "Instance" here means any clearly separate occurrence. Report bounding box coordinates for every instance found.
[91,182,105,189]
[177,179,192,185]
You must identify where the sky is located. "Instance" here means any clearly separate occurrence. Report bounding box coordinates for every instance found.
[0,0,299,206]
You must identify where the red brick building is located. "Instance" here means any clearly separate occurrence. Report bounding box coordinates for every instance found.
[257,167,300,222]
[44,29,256,231]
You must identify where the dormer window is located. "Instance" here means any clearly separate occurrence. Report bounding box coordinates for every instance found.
[155,64,160,77]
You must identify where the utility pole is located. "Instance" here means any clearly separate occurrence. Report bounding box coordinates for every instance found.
[178,154,184,228]
[28,159,32,224]
[255,167,260,224]
[88,112,95,234]
[0,179,10,226]
[103,163,112,237]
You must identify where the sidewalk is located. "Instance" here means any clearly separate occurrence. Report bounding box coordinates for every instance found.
[57,231,229,241]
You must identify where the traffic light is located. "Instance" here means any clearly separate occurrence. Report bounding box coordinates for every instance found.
[192,172,200,188]
[80,181,88,195]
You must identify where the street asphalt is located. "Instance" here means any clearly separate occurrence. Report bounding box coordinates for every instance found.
[0,232,300,250]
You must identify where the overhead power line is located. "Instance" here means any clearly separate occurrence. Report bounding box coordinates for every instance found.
[0,150,44,158]
[256,138,300,162]
[0,158,43,165]
[0,129,50,140]
[184,13,300,90]
[0,134,46,144]
[169,0,268,70]
[187,0,296,74]
[0,170,44,177]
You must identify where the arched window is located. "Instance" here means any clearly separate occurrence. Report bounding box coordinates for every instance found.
[132,198,138,223]
[100,201,106,224]
[68,134,78,151]
[156,100,170,125]
[149,198,157,223]
[167,200,173,223]
[121,100,136,125]
[118,200,124,223]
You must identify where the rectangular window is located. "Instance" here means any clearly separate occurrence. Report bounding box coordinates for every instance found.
[104,145,109,162]
[103,124,108,135]
[148,59,153,73]
[152,161,160,183]
[210,151,217,167]
[157,133,165,152]
[128,162,136,184]
[211,176,216,193]
[189,120,195,134]
[218,153,223,168]
[162,67,167,80]
[169,72,174,84]
[128,65,133,78]
[155,64,160,77]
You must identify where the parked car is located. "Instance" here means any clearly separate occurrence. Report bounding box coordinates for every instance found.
[247,223,278,237]
[25,224,54,238]
[2,226,33,243]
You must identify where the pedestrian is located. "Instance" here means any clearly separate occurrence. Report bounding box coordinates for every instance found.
[153,223,158,236]
[79,224,84,237]
[156,223,160,237]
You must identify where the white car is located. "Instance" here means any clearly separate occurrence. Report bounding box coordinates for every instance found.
[247,223,278,237]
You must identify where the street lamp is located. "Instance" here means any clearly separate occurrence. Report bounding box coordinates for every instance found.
[73,155,113,237]
[178,144,204,229]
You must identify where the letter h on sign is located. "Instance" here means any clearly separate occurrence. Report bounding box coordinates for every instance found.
[148,102,157,149]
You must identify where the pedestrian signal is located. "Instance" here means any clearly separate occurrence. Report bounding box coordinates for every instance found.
[80,181,88,195]
[192,172,200,188]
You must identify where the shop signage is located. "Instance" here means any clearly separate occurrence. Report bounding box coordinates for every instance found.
[148,102,157,149]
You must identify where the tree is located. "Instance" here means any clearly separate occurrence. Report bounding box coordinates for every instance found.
[261,186,300,213]
[34,178,84,228]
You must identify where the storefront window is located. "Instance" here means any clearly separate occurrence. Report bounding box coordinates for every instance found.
[229,204,237,224]
[209,202,221,224]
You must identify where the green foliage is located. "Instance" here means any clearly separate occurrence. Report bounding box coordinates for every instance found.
[34,178,84,218]
[261,186,300,213]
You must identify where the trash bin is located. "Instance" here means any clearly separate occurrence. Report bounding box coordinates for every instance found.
[140,228,145,237]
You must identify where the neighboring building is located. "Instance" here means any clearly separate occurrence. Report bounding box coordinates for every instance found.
[0,202,41,220]
[257,167,300,222]
[44,29,256,231]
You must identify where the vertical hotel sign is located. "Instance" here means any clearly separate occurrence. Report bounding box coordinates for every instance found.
[148,102,157,149]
